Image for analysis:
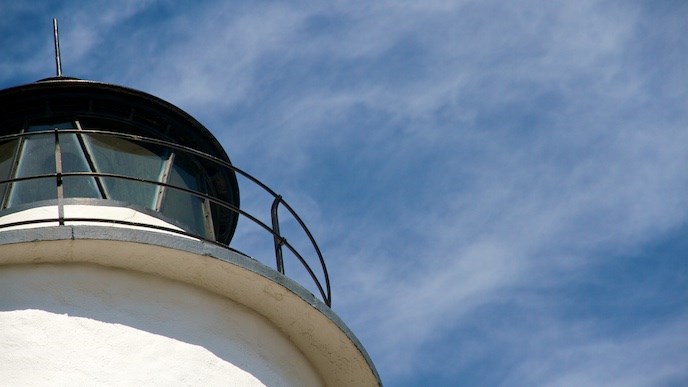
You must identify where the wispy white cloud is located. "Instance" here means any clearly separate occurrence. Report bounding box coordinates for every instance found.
[1,1,686,385]
[502,311,688,386]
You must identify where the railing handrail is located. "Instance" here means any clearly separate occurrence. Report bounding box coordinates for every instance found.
[0,129,331,306]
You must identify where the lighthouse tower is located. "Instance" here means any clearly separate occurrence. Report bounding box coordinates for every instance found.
[0,28,379,387]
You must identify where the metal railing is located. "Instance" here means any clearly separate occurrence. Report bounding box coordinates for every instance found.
[0,129,332,306]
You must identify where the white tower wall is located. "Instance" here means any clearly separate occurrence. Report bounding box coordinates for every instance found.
[0,226,379,386]
[0,263,322,386]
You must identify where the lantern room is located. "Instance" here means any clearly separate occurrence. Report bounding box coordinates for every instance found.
[0,77,240,243]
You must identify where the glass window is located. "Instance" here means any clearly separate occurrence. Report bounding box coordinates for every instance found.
[59,133,101,199]
[6,134,56,207]
[0,121,215,239]
[0,140,18,205]
[161,154,208,237]
[84,134,166,209]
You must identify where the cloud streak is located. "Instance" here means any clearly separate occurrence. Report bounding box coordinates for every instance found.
[1,1,686,385]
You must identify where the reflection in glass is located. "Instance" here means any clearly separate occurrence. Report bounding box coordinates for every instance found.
[0,140,18,204]
[161,154,208,237]
[84,134,166,209]
[59,133,100,199]
[6,134,55,207]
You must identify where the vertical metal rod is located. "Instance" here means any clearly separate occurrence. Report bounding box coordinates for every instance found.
[271,195,285,274]
[54,129,65,225]
[53,18,63,77]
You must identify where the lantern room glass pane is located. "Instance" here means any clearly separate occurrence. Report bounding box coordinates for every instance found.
[6,134,55,207]
[84,134,166,209]
[0,140,18,205]
[161,154,208,237]
[59,133,100,199]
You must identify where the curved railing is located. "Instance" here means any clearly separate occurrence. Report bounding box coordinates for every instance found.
[0,129,331,306]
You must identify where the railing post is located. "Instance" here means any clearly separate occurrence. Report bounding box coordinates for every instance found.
[271,195,285,274]
[54,129,65,225]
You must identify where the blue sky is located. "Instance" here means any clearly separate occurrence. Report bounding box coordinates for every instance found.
[2,1,686,385]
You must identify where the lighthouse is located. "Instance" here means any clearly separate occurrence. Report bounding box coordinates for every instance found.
[0,24,380,387]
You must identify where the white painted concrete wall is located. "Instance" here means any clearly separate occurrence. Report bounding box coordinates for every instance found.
[0,264,323,386]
